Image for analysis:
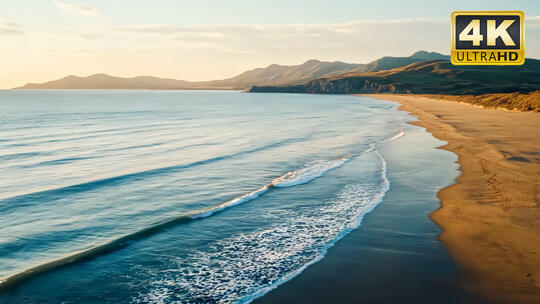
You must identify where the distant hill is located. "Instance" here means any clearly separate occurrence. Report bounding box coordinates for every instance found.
[345,51,449,74]
[13,50,447,90]
[13,60,365,90]
[409,50,450,61]
[15,74,193,90]
[249,59,540,95]
[198,59,364,88]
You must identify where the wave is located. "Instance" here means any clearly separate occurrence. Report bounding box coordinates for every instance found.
[272,156,354,187]
[0,215,193,289]
[241,149,390,304]
[17,141,216,170]
[237,135,403,303]
[2,121,189,148]
[0,148,370,291]
[135,148,391,304]
[383,129,405,143]
[268,136,403,189]
[2,129,404,205]
[148,134,401,304]
[190,184,271,219]
[0,151,51,161]
[20,156,99,168]
[191,150,370,219]
[0,136,307,208]
[0,129,405,292]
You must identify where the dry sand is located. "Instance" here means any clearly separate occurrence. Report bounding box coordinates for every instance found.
[364,94,540,303]
[418,91,540,112]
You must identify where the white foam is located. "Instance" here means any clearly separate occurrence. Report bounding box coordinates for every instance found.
[137,287,171,304]
[137,150,390,304]
[271,157,352,188]
[190,185,271,219]
[383,129,405,143]
[189,148,375,220]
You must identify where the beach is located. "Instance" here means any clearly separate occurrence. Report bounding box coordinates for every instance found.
[1,90,537,303]
[254,100,470,303]
[367,94,540,303]
[3,91,451,303]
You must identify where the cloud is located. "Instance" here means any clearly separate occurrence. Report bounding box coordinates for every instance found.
[115,18,447,40]
[117,25,187,34]
[117,19,443,42]
[113,18,450,60]
[54,0,101,16]
[117,18,445,34]
[32,16,539,69]
[0,22,23,36]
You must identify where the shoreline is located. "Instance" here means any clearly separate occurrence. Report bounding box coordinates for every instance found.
[364,94,540,303]
[254,95,467,304]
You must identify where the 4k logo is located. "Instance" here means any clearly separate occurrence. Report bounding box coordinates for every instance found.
[451,11,524,65]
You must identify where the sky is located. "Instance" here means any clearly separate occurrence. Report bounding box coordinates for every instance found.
[1,0,539,88]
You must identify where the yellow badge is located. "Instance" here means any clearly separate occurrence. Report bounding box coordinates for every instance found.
[451,11,524,65]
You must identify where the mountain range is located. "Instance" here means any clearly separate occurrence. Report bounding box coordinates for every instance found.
[250,59,540,95]
[15,50,539,97]
[14,51,449,90]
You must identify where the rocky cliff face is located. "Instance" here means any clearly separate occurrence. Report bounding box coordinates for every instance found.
[305,78,407,94]
[250,77,409,94]
[250,59,540,95]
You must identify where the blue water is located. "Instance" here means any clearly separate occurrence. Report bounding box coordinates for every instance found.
[0,90,411,303]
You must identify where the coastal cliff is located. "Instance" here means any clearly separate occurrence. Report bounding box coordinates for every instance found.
[251,78,405,94]
[250,59,540,95]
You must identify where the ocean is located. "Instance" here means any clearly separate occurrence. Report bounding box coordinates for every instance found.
[0,90,463,303]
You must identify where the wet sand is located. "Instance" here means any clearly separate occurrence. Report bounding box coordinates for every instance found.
[367,94,540,303]
[255,99,471,304]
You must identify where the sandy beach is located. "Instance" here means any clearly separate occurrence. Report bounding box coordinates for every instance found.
[366,94,540,303]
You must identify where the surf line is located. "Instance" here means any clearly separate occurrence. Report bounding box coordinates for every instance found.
[239,148,392,304]
[0,151,362,290]
[0,130,404,291]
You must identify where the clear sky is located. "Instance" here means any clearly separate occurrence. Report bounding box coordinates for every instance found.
[1,0,539,88]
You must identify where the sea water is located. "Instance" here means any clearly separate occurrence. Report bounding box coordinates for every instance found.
[0,90,444,303]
